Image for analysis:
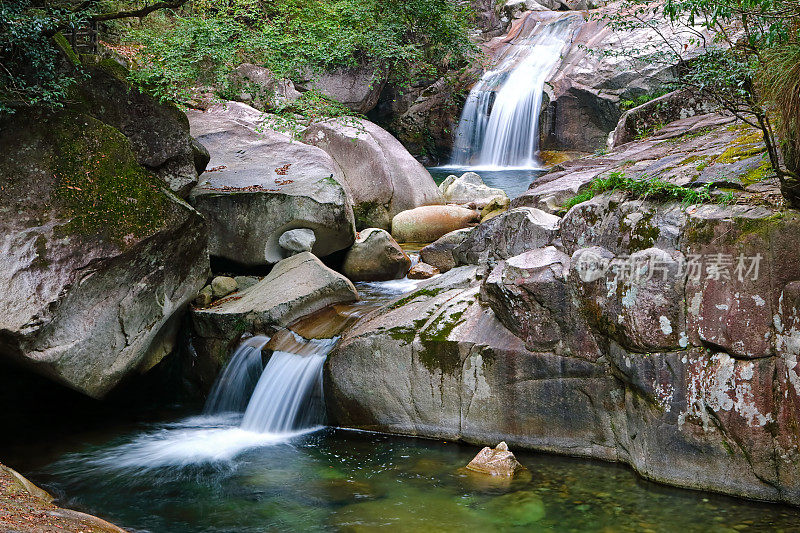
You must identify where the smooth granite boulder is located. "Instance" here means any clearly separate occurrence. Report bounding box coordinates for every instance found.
[187,102,356,266]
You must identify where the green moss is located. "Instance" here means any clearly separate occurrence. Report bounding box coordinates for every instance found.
[50,114,170,244]
[741,160,774,185]
[387,326,417,342]
[418,339,461,375]
[713,131,766,164]
[31,234,50,269]
[734,212,785,238]
[621,211,659,251]
[352,201,384,230]
[52,33,80,66]
[389,287,446,309]
[317,175,340,187]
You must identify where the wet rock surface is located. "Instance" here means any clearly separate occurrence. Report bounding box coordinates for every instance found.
[327,114,800,505]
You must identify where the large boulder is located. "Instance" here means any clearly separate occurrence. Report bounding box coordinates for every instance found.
[78,57,205,197]
[453,207,561,266]
[227,63,302,112]
[482,247,600,357]
[419,228,474,273]
[325,266,616,450]
[0,110,209,398]
[341,228,411,282]
[302,118,443,229]
[187,102,356,266]
[438,172,508,206]
[192,252,358,379]
[295,67,385,114]
[392,205,480,243]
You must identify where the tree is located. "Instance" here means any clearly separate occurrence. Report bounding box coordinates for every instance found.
[600,0,800,206]
[0,0,190,114]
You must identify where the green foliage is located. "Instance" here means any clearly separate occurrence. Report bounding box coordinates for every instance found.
[125,15,245,104]
[620,89,671,111]
[122,0,476,108]
[563,171,733,210]
[0,1,79,114]
[597,0,800,201]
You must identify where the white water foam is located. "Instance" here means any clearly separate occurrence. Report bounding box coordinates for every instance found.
[451,16,578,168]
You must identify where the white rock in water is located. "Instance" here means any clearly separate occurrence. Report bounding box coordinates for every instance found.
[439,172,508,205]
[466,441,524,476]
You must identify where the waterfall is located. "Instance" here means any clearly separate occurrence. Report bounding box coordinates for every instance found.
[203,331,337,434]
[204,335,269,414]
[451,15,577,169]
[240,335,337,433]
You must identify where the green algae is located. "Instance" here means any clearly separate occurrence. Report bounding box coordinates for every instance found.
[50,114,170,244]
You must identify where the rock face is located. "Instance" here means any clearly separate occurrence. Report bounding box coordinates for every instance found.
[0,110,209,399]
[514,113,772,214]
[341,228,411,282]
[326,117,800,505]
[303,118,443,229]
[227,63,302,112]
[392,206,480,244]
[466,442,525,476]
[377,74,475,166]
[453,207,561,266]
[187,102,356,266]
[192,252,358,378]
[439,172,508,206]
[537,7,703,152]
[610,89,716,148]
[79,58,205,197]
[295,67,385,114]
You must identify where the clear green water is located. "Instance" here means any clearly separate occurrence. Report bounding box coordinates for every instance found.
[25,420,800,533]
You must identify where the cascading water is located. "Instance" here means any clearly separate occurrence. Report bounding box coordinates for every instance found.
[240,334,335,433]
[204,335,269,414]
[204,332,333,433]
[451,15,577,169]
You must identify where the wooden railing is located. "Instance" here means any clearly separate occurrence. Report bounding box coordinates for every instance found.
[67,21,100,54]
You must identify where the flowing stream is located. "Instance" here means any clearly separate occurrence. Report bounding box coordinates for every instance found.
[451,15,578,169]
[3,274,798,531]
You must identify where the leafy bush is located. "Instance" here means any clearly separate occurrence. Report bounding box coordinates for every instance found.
[598,0,800,204]
[0,1,77,114]
[563,171,734,210]
[121,0,476,108]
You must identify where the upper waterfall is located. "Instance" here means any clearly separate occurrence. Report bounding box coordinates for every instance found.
[451,15,578,169]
